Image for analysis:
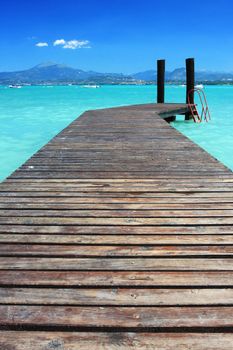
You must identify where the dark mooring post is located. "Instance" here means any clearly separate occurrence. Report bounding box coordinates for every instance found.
[157,59,175,122]
[185,57,195,120]
[157,59,165,103]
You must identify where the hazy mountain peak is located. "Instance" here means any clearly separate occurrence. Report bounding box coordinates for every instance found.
[33,62,71,69]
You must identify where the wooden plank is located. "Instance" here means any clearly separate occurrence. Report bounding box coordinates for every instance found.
[2,202,233,210]
[4,177,233,183]
[2,191,233,198]
[1,209,233,217]
[0,244,232,257]
[1,287,232,305]
[0,332,232,350]
[0,257,232,270]
[0,225,232,234]
[0,305,232,328]
[10,172,229,180]
[1,216,233,225]
[0,271,232,286]
[0,234,233,245]
[3,185,233,192]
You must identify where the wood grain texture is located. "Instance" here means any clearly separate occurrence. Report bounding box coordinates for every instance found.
[1,287,233,305]
[0,271,232,286]
[1,332,233,350]
[0,305,233,328]
[0,103,232,348]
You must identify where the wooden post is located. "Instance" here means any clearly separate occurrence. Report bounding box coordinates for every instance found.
[157,59,175,122]
[185,58,195,120]
[157,59,165,103]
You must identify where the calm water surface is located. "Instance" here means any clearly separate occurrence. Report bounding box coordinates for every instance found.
[0,84,232,181]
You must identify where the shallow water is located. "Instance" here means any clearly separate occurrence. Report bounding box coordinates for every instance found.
[0,84,232,181]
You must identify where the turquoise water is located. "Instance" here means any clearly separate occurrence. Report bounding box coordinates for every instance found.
[0,84,232,181]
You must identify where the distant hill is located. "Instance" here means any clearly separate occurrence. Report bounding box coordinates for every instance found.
[132,70,156,81]
[0,62,233,84]
[132,68,233,82]
[0,62,132,84]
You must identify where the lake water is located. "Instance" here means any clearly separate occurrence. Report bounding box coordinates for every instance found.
[0,84,232,181]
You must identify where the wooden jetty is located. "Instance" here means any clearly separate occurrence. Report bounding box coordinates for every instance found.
[0,102,233,349]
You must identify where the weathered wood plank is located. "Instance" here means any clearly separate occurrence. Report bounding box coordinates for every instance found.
[3,185,233,192]
[2,202,233,210]
[0,225,232,234]
[0,257,232,270]
[1,216,233,225]
[2,209,233,217]
[0,271,232,286]
[0,244,232,257]
[0,332,232,350]
[1,287,232,305]
[0,305,232,328]
[2,191,233,198]
[10,172,229,179]
[0,234,232,245]
[4,177,233,183]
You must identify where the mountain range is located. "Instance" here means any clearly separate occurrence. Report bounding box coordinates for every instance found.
[0,62,233,84]
[133,68,233,82]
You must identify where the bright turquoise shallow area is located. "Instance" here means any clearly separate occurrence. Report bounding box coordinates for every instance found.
[0,85,232,181]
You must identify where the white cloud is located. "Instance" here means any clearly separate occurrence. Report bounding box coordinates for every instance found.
[53,39,90,49]
[36,42,48,47]
[53,39,66,46]
[63,40,90,49]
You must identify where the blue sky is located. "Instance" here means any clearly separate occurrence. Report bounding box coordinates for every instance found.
[0,0,232,73]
